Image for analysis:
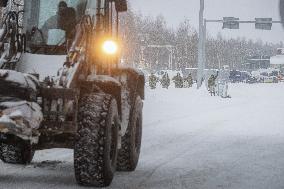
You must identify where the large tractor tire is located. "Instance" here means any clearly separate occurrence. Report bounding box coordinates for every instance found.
[117,96,143,171]
[0,138,34,164]
[74,93,119,187]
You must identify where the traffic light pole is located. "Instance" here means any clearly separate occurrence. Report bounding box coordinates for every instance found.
[203,19,207,79]
[197,0,204,89]
[197,3,283,90]
[205,19,282,24]
[199,18,283,86]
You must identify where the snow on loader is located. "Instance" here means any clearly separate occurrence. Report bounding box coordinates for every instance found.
[0,0,145,187]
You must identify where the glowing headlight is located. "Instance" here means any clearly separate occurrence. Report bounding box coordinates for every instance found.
[102,40,118,55]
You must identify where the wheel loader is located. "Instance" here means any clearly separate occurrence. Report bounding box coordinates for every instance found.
[0,0,145,187]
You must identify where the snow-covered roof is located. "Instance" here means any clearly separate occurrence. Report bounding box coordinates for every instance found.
[270,55,284,65]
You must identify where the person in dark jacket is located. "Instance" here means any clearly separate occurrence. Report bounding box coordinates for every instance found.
[173,73,183,88]
[161,72,170,89]
[41,1,76,42]
[184,73,193,88]
[149,73,159,89]
[208,72,218,96]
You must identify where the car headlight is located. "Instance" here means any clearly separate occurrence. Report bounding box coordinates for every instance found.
[102,40,118,55]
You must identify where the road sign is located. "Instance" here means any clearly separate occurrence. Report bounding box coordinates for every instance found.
[223,17,239,29]
[255,18,272,30]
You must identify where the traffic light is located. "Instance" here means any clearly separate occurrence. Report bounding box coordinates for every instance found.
[255,18,272,30]
[223,17,239,29]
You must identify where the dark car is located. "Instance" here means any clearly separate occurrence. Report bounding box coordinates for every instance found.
[246,76,258,84]
[230,70,250,83]
[229,70,241,83]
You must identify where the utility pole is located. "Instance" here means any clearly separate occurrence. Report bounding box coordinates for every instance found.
[203,19,207,79]
[197,0,204,89]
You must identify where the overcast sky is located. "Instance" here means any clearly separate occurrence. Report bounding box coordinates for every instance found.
[129,0,284,44]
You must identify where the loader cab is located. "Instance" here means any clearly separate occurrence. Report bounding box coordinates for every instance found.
[0,0,127,79]
[22,0,88,55]
[18,0,126,55]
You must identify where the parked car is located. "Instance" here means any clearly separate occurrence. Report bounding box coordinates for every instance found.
[230,70,250,83]
[246,76,258,84]
[252,68,280,83]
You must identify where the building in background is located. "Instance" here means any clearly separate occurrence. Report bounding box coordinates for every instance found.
[243,55,271,72]
[270,48,284,72]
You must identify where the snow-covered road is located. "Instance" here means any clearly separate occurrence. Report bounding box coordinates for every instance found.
[1,83,284,189]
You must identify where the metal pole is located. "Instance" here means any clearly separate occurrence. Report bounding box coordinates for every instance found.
[170,48,173,70]
[203,19,207,75]
[197,0,204,89]
[168,48,171,70]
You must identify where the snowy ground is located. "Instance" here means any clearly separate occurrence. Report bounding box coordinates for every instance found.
[1,83,284,189]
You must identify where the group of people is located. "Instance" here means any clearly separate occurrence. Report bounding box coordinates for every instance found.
[148,69,230,98]
[149,72,193,89]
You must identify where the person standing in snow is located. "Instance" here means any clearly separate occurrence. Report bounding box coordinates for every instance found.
[161,72,170,89]
[184,73,193,88]
[217,68,231,98]
[173,73,183,88]
[208,72,218,96]
[149,73,159,89]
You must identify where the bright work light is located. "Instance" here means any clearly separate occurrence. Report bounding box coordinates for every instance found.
[102,40,118,55]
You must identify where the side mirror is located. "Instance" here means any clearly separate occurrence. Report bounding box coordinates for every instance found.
[280,0,284,27]
[0,0,8,7]
[115,0,127,12]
